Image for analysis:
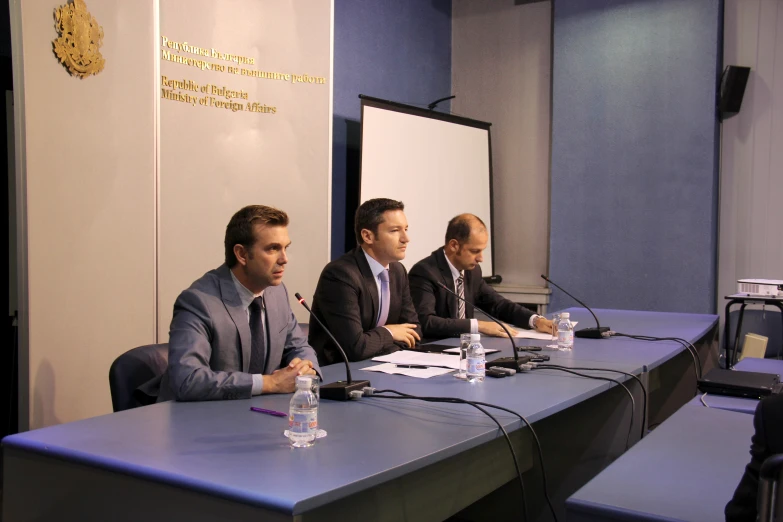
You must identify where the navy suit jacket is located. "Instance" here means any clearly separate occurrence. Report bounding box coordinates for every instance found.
[308,247,421,365]
[726,393,783,521]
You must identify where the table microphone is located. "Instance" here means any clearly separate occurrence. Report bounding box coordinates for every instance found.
[295,293,370,400]
[540,275,609,339]
[438,283,528,371]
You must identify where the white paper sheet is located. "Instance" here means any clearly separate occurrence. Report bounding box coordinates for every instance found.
[360,363,455,379]
[372,350,462,370]
[508,321,577,340]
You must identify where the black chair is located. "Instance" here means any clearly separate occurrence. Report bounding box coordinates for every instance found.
[109,344,168,412]
[758,453,783,522]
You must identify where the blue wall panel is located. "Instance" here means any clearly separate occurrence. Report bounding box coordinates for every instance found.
[549,0,721,314]
[332,0,451,258]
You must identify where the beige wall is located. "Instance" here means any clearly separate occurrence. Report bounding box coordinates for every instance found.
[157,0,333,335]
[719,1,783,319]
[451,0,551,288]
[12,0,333,429]
[12,0,157,429]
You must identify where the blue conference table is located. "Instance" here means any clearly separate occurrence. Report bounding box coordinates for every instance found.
[431,308,718,372]
[566,402,754,522]
[2,309,718,522]
[432,308,719,426]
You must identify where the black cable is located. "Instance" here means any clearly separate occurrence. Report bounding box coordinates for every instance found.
[645,336,702,375]
[613,332,702,381]
[530,367,636,451]
[615,333,702,374]
[367,391,531,522]
[536,364,648,441]
[466,400,558,522]
[370,390,557,522]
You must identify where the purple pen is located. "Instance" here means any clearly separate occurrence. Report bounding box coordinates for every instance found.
[250,407,288,418]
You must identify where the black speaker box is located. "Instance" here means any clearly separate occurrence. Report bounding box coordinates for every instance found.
[718,65,751,120]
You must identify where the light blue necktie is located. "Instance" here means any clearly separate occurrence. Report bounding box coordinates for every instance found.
[377,269,390,327]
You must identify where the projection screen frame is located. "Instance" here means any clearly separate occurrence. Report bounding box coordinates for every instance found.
[357,94,496,276]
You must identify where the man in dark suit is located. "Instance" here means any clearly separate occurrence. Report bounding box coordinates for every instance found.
[409,214,554,341]
[726,393,783,521]
[158,205,320,401]
[309,198,421,365]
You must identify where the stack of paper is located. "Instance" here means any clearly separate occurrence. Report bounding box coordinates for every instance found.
[361,363,454,379]
[372,350,462,370]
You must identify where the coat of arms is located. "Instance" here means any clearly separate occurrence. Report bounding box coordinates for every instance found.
[52,0,105,78]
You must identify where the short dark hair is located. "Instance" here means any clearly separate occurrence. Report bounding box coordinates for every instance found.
[445,214,487,245]
[354,198,405,244]
[225,205,289,267]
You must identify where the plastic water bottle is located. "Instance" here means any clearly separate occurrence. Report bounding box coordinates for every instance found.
[466,333,486,383]
[288,375,318,448]
[557,312,574,350]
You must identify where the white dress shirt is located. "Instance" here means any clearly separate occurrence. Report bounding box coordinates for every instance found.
[442,250,541,332]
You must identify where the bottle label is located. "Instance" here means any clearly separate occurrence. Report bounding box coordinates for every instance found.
[558,330,574,345]
[289,411,317,434]
[467,356,485,374]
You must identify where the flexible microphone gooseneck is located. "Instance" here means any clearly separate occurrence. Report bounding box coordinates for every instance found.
[295,293,370,401]
[540,275,609,339]
[438,283,529,371]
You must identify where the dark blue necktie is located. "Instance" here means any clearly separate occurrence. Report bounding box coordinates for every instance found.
[248,296,266,374]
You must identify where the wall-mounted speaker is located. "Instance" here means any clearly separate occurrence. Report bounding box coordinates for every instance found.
[718,65,751,121]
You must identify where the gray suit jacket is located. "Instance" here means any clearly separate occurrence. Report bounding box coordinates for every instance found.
[158,265,320,401]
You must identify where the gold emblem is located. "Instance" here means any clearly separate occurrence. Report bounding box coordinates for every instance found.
[52,0,105,78]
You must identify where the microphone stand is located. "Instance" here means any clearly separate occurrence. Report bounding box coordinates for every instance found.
[438,283,529,371]
[540,275,609,339]
[295,293,370,400]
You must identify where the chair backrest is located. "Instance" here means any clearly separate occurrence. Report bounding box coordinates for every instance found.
[758,453,783,522]
[109,344,168,412]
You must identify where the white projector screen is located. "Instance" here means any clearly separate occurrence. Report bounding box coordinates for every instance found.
[359,97,494,275]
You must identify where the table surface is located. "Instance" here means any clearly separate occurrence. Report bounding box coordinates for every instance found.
[430,308,718,372]
[2,309,718,516]
[566,403,754,522]
[734,357,783,375]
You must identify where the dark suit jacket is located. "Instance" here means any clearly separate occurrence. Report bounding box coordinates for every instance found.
[308,247,421,365]
[158,265,320,401]
[726,393,783,521]
[409,249,535,341]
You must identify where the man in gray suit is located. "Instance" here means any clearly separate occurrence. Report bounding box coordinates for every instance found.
[159,205,320,401]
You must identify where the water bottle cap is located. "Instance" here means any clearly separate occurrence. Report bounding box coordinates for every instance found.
[560,312,570,318]
[295,375,313,388]
[470,333,481,341]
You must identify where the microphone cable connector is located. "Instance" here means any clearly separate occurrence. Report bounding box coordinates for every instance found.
[601,330,616,338]
[361,386,378,397]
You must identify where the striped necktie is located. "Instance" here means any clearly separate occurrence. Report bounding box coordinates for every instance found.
[456,274,466,319]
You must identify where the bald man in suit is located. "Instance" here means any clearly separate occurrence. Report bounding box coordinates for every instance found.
[409,214,554,342]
